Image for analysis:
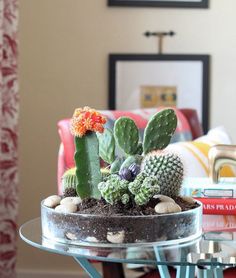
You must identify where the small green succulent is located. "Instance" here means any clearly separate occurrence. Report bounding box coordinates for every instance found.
[128,173,160,206]
[98,175,130,205]
[98,172,160,206]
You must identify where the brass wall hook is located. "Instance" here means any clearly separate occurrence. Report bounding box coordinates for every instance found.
[144,30,176,54]
[208,144,236,183]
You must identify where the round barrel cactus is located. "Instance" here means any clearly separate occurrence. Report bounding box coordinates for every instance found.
[141,151,184,198]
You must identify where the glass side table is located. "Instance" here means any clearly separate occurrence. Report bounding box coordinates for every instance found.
[20,217,236,278]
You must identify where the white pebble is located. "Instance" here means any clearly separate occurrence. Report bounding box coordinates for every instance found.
[65,232,78,240]
[155,202,182,214]
[86,237,99,243]
[153,194,175,203]
[55,203,77,213]
[107,231,125,244]
[44,195,61,208]
[181,196,196,204]
[60,197,81,205]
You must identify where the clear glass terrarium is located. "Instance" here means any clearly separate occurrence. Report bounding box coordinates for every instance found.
[41,200,202,247]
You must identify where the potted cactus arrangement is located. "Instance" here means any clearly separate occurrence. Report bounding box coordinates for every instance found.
[41,107,202,245]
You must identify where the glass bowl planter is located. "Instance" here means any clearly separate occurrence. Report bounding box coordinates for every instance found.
[41,200,202,247]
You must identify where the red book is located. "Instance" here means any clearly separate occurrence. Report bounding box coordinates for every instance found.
[195,198,236,215]
[202,215,236,232]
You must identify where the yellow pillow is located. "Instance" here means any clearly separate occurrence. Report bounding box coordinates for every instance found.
[166,127,235,178]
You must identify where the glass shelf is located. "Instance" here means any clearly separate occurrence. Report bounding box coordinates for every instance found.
[19,217,236,267]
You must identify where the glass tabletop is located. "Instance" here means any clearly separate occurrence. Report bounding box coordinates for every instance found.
[19,217,236,267]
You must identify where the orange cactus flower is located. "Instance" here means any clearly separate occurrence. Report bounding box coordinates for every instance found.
[70,106,107,137]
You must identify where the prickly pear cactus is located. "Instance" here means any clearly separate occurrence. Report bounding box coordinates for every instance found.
[97,128,115,164]
[110,157,125,173]
[120,154,143,170]
[136,142,143,155]
[143,109,177,154]
[114,117,139,155]
[141,151,184,198]
[98,175,129,205]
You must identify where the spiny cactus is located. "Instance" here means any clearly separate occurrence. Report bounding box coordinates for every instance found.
[128,172,147,195]
[98,172,159,206]
[141,151,184,198]
[143,109,177,154]
[114,117,139,155]
[120,154,143,170]
[110,157,125,173]
[136,142,143,155]
[135,178,160,206]
[121,193,130,205]
[74,133,102,199]
[98,175,129,205]
[97,128,115,164]
[62,167,77,193]
[128,172,160,205]
[70,107,107,199]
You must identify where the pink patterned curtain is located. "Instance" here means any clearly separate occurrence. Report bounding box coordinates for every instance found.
[0,0,19,278]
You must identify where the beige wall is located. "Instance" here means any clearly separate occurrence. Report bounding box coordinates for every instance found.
[18,0,236,272]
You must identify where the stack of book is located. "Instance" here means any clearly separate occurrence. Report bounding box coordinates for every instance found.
[203,214,236,232]
[182,177,236,215]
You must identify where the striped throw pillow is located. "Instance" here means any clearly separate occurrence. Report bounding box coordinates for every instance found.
[166,126,236,178]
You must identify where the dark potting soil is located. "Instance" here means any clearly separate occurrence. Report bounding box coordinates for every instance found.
[77,196,199,216]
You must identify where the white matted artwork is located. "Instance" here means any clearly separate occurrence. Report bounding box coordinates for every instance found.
[109,54,209,133]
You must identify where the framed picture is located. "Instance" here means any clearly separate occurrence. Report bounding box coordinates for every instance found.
[108,0,208,8]
[109,54,210,133]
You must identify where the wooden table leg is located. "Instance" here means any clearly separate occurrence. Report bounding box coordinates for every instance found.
[102,262,125,278]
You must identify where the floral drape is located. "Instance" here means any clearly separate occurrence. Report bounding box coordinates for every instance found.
[0,0,19,277]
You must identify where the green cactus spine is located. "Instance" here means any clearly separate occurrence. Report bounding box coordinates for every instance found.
[143,109,177,154]
[97,128,115,164]
[74,132,101,199]
[62,167,77,192]
[114,117,139,155]
[141,151,184,198]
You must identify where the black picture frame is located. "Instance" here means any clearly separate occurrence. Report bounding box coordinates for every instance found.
[109,54,210,133]
[108,0,208,8]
